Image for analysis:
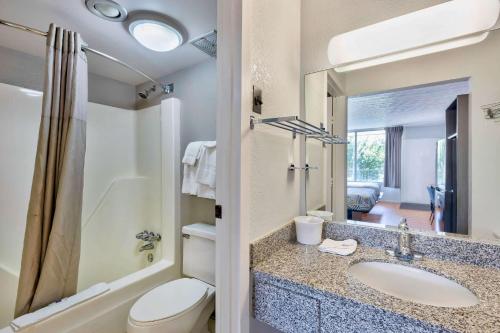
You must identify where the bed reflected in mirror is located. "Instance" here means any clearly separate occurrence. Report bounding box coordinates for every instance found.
[304,72,471,235]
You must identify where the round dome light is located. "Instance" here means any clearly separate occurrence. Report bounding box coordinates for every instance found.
[129,20,183,52]
[85,0,127,22]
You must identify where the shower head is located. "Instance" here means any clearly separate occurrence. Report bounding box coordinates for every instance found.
[137,83,174,99]
[138,85,156,99]
[190,30,217,58]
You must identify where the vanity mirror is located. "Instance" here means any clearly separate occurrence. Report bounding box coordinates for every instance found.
[303,21,500,241]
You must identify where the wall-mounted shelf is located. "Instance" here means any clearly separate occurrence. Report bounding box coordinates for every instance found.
[250,115,348,144]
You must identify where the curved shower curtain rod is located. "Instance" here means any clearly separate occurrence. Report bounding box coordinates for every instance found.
[0,18,172,92]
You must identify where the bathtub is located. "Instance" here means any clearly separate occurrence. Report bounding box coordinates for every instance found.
[0,98,181,333]
[0,260,178,333]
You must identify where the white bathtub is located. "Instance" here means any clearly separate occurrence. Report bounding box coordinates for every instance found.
[0,260,178,333]
[0,98,181,333]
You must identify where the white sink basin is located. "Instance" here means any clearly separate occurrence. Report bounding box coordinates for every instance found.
[348,261,478,308]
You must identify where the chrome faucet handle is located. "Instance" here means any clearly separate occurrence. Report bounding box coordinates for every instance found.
[144,232,161,242]
[136,230,148,240]
[136,231,161,242]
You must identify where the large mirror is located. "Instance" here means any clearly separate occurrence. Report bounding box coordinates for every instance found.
[304,27,500,240]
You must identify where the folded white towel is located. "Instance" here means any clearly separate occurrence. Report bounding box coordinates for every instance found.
[182,141,216,199]
[196,144,216,188]
[182,163,199,195]
[197,183,216,200]
[182,141,204,166]
[10,283,109,331]
[318,239,357,256]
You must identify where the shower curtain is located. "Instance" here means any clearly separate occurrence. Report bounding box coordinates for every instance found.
[15,24,88,317]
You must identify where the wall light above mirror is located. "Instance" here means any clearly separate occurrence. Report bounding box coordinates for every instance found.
[328,0,500,72]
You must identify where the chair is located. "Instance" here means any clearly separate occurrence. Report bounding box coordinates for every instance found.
[426,185,436,224]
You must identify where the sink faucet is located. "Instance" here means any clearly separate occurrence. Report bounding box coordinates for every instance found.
[386,218,423,262]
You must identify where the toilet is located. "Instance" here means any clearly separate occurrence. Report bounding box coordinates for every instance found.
[127,223,216,333]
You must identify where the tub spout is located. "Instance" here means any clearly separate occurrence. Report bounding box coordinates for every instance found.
[139,242,154,252]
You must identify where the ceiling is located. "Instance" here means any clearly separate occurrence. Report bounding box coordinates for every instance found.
[0,0,216,85]
[348,80,470,131]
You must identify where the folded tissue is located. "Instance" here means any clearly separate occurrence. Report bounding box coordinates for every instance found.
[318,238,357,256]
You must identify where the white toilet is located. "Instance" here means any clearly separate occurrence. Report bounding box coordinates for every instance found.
[127,223,216,333]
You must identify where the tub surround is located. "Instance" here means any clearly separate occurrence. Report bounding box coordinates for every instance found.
[251,221,500,333]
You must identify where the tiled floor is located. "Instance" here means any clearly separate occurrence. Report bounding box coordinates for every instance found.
[354,201,443,232]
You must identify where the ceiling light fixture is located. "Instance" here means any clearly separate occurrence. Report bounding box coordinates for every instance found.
[328,0,500,72]
[85,0,128,22]
[128,19,183,52]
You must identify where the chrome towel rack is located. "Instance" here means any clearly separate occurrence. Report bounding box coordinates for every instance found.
[250,115,348,144]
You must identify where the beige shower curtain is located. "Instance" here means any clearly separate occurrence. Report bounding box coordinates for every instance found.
[15,24,88,317]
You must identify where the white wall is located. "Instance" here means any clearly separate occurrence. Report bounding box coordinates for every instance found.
[242,0,302,242]
[79,104,164,290]
[136,60,217,228]
[0,46,138,109]
[0,83,41,275]
[305,71,328,210]
[241,0,301,332]
[401,125,445,205]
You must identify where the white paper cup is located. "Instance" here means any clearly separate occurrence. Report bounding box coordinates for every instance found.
[294,216,323,245]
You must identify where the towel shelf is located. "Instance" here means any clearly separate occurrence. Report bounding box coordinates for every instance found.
[250,115,348,144]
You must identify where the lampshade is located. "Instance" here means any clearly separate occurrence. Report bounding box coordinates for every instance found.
[328,0,500,72]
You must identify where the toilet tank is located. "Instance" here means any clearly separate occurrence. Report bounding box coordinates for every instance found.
[182,223,216,285]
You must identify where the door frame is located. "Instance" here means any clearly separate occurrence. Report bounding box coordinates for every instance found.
[216,0,245,332]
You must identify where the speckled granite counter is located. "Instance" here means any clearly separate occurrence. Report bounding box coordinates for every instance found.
[252,223,500,333]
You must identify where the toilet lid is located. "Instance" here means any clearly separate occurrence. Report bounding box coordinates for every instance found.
[130,278,208,323]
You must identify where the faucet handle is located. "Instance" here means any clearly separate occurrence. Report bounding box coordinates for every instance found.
[136,230,148,240]
[398,218,409,231]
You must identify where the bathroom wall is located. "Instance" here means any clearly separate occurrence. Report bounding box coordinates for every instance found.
[0,82,165,290]
[136,59,217,227]
[0,45,137,109]
[242,0,301,242]
[0,83,41,275]
[401,125,445,205]
[241,0,301,331]
[79,104,164,290]
[305,71,328,211]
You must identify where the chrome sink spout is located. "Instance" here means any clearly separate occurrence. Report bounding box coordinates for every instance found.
[386,218,423,262]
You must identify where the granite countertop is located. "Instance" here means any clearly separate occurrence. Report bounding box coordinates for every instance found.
[253,242,500,333]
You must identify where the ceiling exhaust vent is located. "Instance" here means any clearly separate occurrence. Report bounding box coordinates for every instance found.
[190,30,217,58]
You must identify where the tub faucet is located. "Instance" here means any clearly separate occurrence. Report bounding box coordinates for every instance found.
[386,218,423,262]
[139,242,155,252]
[136,230,161,242]
[136,230,161,252]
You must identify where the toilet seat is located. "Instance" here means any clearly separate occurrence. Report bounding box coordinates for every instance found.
[129,278,208,325]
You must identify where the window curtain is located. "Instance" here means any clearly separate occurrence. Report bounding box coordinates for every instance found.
[384,126,403,188]
[15,24,88,317]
